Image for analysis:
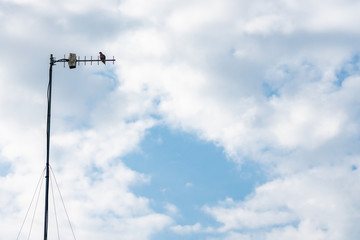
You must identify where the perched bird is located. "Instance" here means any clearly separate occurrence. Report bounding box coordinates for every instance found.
[99,52,106,64]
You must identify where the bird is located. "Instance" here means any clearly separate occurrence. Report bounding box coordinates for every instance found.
[99,52,106,64]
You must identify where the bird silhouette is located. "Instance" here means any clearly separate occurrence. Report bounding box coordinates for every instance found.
[99,52,106,64]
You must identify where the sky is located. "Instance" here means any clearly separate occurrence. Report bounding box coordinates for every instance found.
[1,0,360,239]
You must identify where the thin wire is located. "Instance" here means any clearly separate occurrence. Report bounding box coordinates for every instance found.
[49,166,77,240]
[16,168,46,240]
[27,169,46,240]
[50,172,61,240]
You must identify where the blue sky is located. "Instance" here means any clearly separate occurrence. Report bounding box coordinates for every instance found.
[124,126,266,222]
[1,0,360,239]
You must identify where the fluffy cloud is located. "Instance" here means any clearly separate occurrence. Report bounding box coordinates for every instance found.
[204,164,360,239]
[1,0,360,239]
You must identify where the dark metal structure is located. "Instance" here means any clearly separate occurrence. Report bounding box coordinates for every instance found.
[44,53,115,240]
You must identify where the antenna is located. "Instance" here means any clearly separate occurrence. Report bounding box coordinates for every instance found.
[55,53,116,69]
[44,53,116,240]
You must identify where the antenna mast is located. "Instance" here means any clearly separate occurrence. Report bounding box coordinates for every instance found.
[44,53,115,240]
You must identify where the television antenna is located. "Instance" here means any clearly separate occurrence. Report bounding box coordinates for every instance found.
[43,53,116,240]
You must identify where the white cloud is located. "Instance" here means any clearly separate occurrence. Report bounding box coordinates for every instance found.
[207,232,252,240]
[1,0,360,239]
[163,203,179,216]
[167,0,231,35]
[204,164,360,239]
[171,222,204,234]
[268,90,345,149]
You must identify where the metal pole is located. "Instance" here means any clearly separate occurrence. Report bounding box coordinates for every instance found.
[44,54,54,240]
[41,53,115,240]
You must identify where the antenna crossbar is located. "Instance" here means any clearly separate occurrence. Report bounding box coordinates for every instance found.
[76,58,116,63]
[51,54,116,68]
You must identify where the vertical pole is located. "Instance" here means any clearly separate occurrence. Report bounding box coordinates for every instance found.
[44,54,54,240]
